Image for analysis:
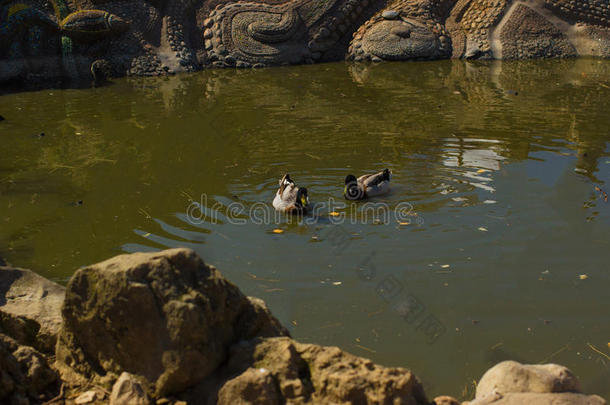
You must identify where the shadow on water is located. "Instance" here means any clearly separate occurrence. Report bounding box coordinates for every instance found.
[1,59,610,399]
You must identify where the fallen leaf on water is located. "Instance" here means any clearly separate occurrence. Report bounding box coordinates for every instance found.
[441,264,450,268]
[477,169,487,174]
[398,221,410,226]
[333,281,342,286]
[329,211,340,217]
[272,229,284,234]
[478,227,488,232]
[579,274,588,280]
[291,320,298,326]
[142,233,151,238]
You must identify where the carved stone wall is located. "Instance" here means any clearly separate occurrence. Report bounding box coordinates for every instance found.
[0,0,608,88]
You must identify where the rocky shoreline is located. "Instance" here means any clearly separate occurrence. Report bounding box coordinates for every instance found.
[0,248,607,405]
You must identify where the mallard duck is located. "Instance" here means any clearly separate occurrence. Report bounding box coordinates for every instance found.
[273,174,310,213]
[344,169,391,200]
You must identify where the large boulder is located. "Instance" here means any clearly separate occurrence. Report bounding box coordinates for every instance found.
[0,266,65,353]
[55,248,289,397]
[476,361,580,395]
[212,337,428,405]
[0,332,58,404]
[467,392,606,405]
[465,360,606,405]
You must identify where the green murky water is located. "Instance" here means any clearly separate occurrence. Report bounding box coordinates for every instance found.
[1,59,609,400]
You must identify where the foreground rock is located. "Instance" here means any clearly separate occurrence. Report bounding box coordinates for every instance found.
[0,266,65,353]
[56,248,430,404]
[465,360,606,405]
[3,249,608,404]
[210,337,428,405]
[56,248,289,397]
[0,333,58,404]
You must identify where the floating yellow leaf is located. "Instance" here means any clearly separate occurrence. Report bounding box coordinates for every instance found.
[607,342,610,349]
[398,221,410,226]
[477,169,487,174]
[142,233,150,238]
[329,211,340,217]
[579,274,588,280]
[272,229,284,234]
[441,264,450,268]
[478,227,488,232]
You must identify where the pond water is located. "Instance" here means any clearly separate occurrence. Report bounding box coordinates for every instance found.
[1,59,609,400]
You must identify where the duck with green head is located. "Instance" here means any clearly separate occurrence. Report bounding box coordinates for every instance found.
[344,168,391,200]
[273,174,310,213]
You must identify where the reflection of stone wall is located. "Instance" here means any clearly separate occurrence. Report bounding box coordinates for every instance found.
[1,0,609,88]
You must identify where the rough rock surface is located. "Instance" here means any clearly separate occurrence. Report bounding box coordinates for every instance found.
[109,372,151,405]
[55,248,289,397]
[0,266,65,353]
[499,4,577,59]
[0,332,58,404]
[347,0,453,62]
[212,337,428,405]
[465,360,607,405]
[0,0,608,88]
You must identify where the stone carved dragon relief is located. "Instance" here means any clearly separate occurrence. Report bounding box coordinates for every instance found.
[0,0,608,88]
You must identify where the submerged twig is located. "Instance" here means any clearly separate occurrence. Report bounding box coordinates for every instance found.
[587,342,610,362]
[538,344,569,364]
[354,343,376,354]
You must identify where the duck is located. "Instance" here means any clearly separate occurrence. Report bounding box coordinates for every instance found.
[344,168,391,200]
[273,174,310,213]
